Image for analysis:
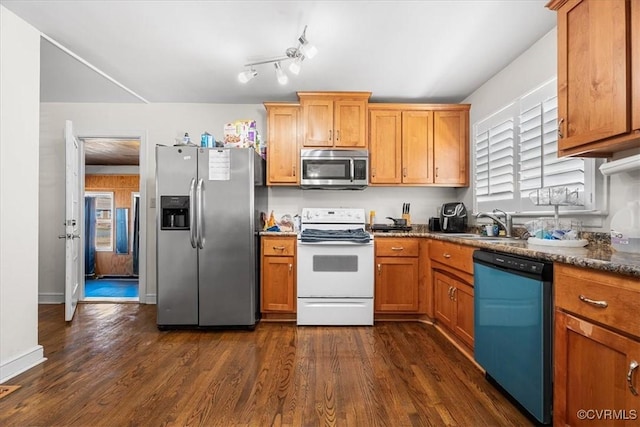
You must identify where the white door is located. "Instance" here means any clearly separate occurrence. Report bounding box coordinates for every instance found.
[64,120,82,321]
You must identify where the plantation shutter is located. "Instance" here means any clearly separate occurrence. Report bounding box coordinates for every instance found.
[518,93,584,200]
[475,112,515,203]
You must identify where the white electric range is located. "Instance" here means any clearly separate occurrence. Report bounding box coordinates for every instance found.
[296,208,374,326]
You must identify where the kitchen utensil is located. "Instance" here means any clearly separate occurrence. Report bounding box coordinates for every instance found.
[386,216,407,226]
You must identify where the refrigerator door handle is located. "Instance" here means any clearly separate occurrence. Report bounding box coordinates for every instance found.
[189,178,197,248]
[196,178,205,249]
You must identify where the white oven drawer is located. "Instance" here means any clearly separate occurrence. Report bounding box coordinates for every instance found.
[297,242,374,297]
[297,298,374,326]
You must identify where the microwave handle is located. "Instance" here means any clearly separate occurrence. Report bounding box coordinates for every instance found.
[350,159,355,182]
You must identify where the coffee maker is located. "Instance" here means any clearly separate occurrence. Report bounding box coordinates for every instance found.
[440,202,468,233]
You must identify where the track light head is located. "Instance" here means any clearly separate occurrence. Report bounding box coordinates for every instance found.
[238,68,257,83]
[274,62,288,85]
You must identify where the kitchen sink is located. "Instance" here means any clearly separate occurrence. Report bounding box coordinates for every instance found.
[441,233,523,243]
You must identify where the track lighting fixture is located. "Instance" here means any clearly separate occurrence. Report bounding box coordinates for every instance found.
[237,25,317,85]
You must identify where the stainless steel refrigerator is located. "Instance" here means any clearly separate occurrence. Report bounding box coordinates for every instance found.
[155,146,267,329]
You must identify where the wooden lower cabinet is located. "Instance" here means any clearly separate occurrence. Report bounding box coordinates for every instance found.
[554,311,640,426]
[374,238,421,313]
[261,236,296,313]
[554,264,640,426]
[433,271,474,349]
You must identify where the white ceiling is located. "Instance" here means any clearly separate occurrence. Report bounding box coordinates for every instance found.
[2,0,557,104]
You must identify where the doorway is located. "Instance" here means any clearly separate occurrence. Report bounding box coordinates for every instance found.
[79,134,147,303]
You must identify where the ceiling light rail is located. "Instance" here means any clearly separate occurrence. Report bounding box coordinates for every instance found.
[238,25,317,85]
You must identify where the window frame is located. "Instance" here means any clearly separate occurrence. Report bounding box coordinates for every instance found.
[472,78,608,218]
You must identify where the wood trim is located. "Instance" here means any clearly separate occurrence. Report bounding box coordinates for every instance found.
[546,0,571,11]
[633,0,640,131]
[297,91,371,100]
[367,103,471,111]
[263,102,300,108]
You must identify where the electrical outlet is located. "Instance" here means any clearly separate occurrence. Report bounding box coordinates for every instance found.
[150,197,156,208]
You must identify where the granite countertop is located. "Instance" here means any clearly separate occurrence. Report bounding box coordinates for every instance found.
[373,224,640,278]
[259,226,640,277]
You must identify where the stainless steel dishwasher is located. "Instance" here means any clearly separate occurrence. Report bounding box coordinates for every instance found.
[473,249,553,425]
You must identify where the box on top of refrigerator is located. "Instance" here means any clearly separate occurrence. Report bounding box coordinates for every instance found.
[224,120,258,148]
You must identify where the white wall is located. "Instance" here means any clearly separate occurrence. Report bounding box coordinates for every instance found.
[459,27,640,230]
[268,186,455,225]
[0,6,46,383]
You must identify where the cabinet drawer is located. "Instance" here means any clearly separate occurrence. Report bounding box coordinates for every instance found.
[429,240,474,275]
[376,239,419,257]
[262,237,296,256]
[555,264,640,338]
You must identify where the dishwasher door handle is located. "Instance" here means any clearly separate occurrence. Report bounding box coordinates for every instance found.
[579,294,608,308]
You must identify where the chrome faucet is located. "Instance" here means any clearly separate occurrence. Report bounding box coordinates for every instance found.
[476,209,513,237]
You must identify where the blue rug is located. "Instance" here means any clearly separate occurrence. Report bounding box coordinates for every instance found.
[85,279,138,298]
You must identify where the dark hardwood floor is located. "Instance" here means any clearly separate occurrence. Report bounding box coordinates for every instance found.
[0,304,532,426]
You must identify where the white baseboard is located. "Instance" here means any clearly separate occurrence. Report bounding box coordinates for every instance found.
[38,292,64,304]
[145,293,156,304]
[0,345,46,383]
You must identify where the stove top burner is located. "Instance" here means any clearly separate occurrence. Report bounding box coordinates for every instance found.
[371,224,413,232]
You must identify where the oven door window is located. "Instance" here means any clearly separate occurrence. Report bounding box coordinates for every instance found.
[313,255,358,272]
[302,159,350,180]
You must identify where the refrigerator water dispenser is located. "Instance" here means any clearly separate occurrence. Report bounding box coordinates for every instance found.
[161,196,189,230]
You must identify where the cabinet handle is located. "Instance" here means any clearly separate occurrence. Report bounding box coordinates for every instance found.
[448,286,453,300]
[391,247,404,251]
[377,264,381,274]
[329,130,332,141]
[402,167,407,177]
[628,360,639,396]
[579,294,608,308]
[436,167,439,178]
[451,287,457,301]
[273,246,285,250]
[289,263,292,273]
[371,167,376,177]
[558,117,564,139]
[336,130,340,141]
[293,165,296,177]
[443,253,451,259]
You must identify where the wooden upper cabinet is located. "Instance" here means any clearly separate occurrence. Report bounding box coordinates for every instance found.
[369,110,402,184]
[368,104,469,187]
[264,103,299,185]
[298,92,370,148]
[403,111,433,184]
[548,0,640,156]
[633,0,640,132]
[434,110,468,186]
[301,99,333,147]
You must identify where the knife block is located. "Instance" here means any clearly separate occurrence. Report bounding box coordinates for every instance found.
[402,213,411,226]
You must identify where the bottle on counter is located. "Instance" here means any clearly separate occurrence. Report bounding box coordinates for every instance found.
[369,210,376,227]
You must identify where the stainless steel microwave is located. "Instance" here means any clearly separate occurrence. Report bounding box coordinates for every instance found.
[300,149,369,189]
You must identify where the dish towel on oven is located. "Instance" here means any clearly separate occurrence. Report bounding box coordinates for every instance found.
[300,228,371,243]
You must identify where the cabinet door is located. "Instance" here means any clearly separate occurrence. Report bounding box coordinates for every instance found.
[266,105,299,184]
[556,0,629,151]
[402,111,433,184]
[554,311,640,426]
[433,271,455,329]
[302,99,333,147]
[334,99,367,148]
[375,257,419,312]
[369,110,402,184]
[261,255,295,312]
[633,0,640,132]
[433,110,468,185]
[453,281,474,349]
